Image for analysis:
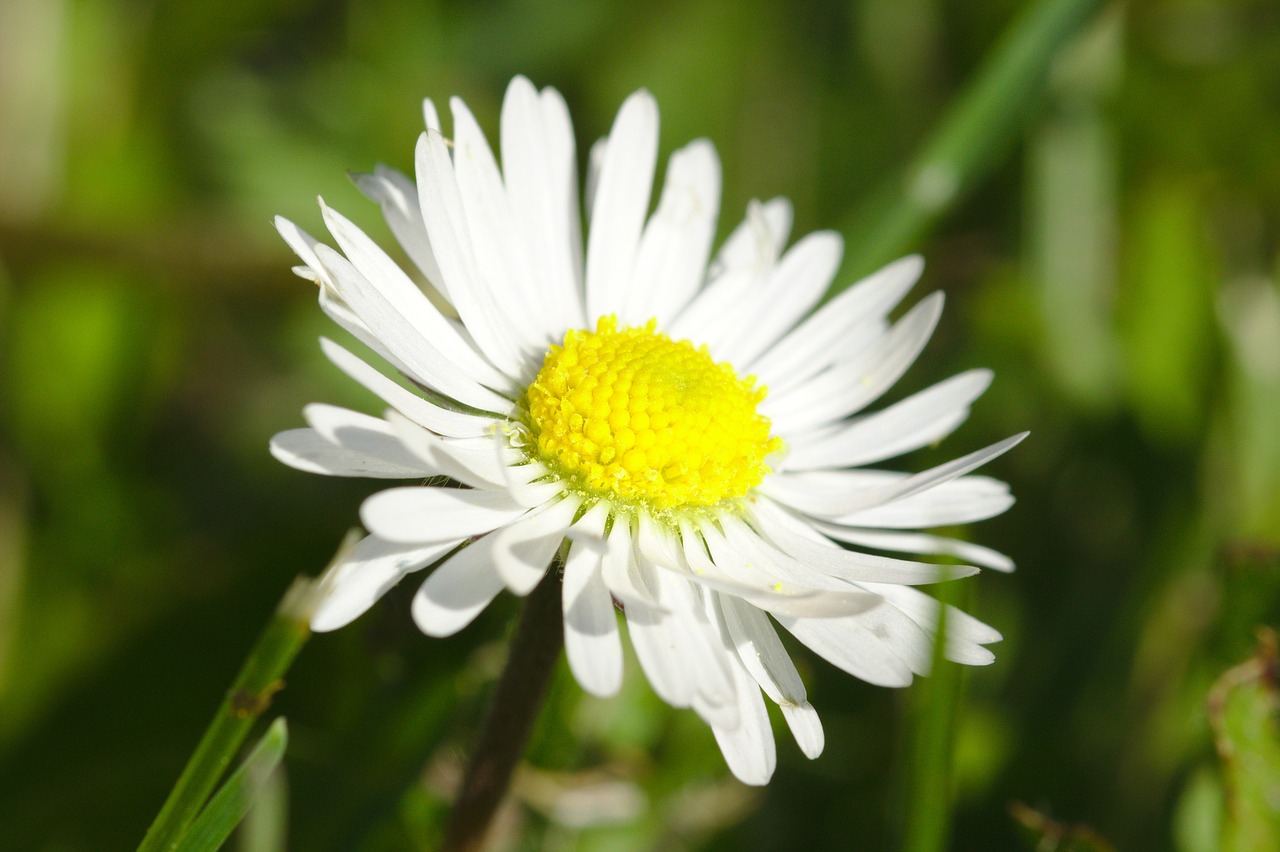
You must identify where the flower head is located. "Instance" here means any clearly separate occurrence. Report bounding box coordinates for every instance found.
[272,76,1025,784]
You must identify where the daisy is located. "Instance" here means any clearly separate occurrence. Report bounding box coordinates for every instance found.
[271,76,1025,785]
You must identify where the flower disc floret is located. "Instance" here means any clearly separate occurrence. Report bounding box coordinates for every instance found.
[523,317,782,513]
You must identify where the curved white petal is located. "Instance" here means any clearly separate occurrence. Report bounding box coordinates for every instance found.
[562,504,623,697]
[491,495,581,595]
[384,410,507,489]
[717,594,807,705]
[621,139,721,326]
[780,702,824,759]
[500,77,586,333]
[320,337,496,438]
[716,230,843,367]
[585,90,659,321]
[312,536,460,632]
[321,201,516,393]
[411,535,508,637]
[812,523,1015,572]
[415,130,528,378]
[361,486,525,544]
[783,369,993,470]
[764,292,945,435]
[312,244,511,412]
[352,165,445,292]
[270,427,430,479]
[710,647,776,786]
[752,254,924,390]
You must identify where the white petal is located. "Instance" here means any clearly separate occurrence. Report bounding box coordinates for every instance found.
[752,254,924,390]
[669,201,781,348]
[783,369,993,470]
[718,595,807,705]
[762,467,1011,520]
[361,486,525,544]
[780,702,824,759]
[863,582,1003,651]
[621,139,721,326]
[384,410,507,489]
[351,165,445,292]
[715,230,843,367]
[822,434,1029,520]
[692,522,885,616]
[747,501,981,585]
[813,523,1015,572]
[320,338,496,438]
[411,535,508,637]
[711,197,792,275]
[415,131,528,377]
[775,607,923,687]
[710,656,776,785]
[492,495,581,595]
[270,427,431,479]
[450,96,557,354]
[312,536,460,632]
[321,202,517,393]
[562,503,623,696]
[501,77,586,333]
[625,561,736,724]
[313,244,511,412]
[764,292,944,435]
[585,90,659,321]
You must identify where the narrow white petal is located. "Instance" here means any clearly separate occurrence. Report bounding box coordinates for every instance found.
[312,536,460,632]
[764,292,945,435]
[775,610,916,687]
[863,582,1003,646]
[693,522,885,616]
[492,495,581,594]
[321,202,516,392]
[718,595,807,705]
[585,90,659,320]
[669,201,781,348]
[711,655,776,786]
[352,165,445,292]
[711,197,792,274]
[819,434,1029,521]
[451,96,557,354]
[501,77,586,333]
[747,501,981,585]
[780,702,825,759]
[562,504,623,697]
[415,131,528,377]
[270,427,430,479]
[361,486,525,544]
[783,370,993,470]
[762,467,1012,520]
[716,230,843,367]
[813,523,1015,572]
[384,410,506,489]
[622,139,721,326]
[411,535,507,637]
[752,254,924,389]
[313,244,511,412]
[320,338,496,438]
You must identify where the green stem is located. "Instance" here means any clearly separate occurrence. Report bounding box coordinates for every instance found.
[902,575,966,852]
[138,578,315,852]
[839,0,1108,282]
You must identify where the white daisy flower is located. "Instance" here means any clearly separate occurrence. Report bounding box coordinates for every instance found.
[271,76,1025,785]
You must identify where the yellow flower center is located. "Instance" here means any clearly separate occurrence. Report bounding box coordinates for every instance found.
[522,316,782,515]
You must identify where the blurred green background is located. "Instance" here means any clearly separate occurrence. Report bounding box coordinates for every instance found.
[2,0,1279,849]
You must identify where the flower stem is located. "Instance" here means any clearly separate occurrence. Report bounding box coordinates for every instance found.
[139,578,315,852]
[443,570,564,852]
[839,0,1108,281]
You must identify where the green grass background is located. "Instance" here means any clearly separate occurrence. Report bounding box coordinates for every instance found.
[1,0,1278,849]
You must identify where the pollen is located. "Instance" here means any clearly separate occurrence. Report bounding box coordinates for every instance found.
[523,316,782,514]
